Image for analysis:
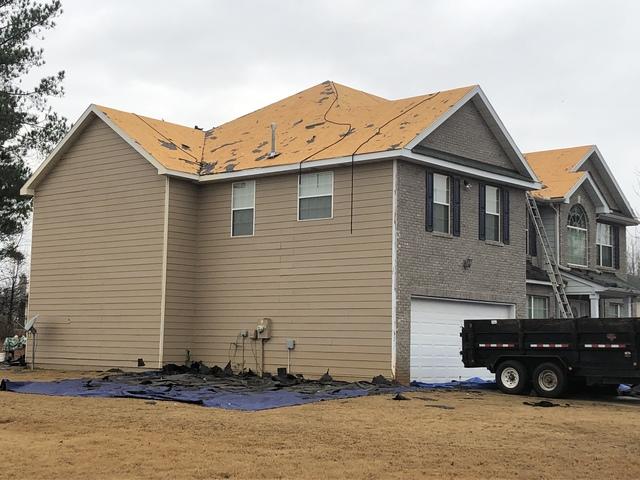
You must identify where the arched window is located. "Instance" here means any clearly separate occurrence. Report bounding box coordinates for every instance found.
[567,205,588,266]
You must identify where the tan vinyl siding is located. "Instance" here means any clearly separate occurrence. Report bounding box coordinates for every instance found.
[27,116,165,369]
[163,178,198,364]
[193,162,393,380]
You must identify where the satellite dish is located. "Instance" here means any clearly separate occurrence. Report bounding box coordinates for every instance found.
[24,315,39,333]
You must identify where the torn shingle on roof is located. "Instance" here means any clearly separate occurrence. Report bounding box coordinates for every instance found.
[94,81,476,177]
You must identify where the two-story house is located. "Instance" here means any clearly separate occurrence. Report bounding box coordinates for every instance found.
[524,146,639,319]
[20,81,635,385]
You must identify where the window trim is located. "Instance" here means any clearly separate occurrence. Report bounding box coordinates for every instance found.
[485,185,502,243]
[527,295,549,319]
[231,180,256,237]
[596,222,614,268]
[432,172,451,234]
[297,171,334,221]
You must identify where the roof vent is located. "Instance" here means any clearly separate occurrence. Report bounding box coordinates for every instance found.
[268,123,280,159]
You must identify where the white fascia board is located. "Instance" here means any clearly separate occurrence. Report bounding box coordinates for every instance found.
[405,85,540,184]
[526,279,553,286]
[198,149,541,189]
[91,106,172,177]
[571,145,637,219]
[564,172,611,214]
[400,151,541,189]
[20,105,200,196]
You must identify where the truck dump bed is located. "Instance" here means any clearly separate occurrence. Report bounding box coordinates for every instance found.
[462,318,640,384]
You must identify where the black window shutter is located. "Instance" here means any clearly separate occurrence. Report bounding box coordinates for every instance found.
[452,177,461,237]
[478,183,486,240]
[528,214,537,256]
[613,225,620,269]
[425,171,434,232]
[502,189,510,245]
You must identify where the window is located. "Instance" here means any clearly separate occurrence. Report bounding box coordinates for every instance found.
[527,295,549,319]
[567,205,588,266]
[607,303,622,318]
[231,180,255,236]
[596,223,614,268]
[485,185,501,242]
[433,173,450,233]
[298,171,333,220]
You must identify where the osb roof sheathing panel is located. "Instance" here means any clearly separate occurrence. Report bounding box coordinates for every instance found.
[93,81,475,176]
[201,82,476,174]
[524,145,593,199]
[96,105,205,174]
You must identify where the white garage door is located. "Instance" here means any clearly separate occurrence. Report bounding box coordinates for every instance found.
[410,297,514,383]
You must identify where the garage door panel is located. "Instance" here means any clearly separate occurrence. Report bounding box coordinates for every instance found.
[410,298,513,382]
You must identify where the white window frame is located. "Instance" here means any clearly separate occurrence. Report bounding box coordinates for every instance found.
[485,185,501,242]
[231,180,255,237]
[567,205,588,267]
[297,171,334,221]
[433,173,451,234]
[596,223,614,268]
[527,295,549,319]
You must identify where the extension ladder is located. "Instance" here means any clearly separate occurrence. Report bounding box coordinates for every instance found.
[526,193,574,318]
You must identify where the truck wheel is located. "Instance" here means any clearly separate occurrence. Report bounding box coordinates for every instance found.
[496,360,529,395]
[532,362,567,398]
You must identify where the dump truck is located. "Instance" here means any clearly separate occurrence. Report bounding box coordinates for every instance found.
[461,317,640,398]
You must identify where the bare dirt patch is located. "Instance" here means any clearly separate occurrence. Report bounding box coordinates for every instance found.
[1,368,639,479]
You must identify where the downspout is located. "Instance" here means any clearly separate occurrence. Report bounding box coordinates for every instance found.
[158,176,170,368]
[391,159,398,379]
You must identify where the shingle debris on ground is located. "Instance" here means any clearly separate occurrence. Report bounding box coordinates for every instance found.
[1,362,407,411]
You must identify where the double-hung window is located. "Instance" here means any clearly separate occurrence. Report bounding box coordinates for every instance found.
[527,295,549,319]
[231,180,255,236]
[433,173,450,233]
[596,223,614,268]
[485,185,501,242]
[298,171,333,220]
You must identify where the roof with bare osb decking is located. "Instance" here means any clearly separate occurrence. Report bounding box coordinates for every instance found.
[95,81,476,176]
[524,145,594,199]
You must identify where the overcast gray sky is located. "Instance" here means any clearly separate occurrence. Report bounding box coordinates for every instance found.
[36,0,640,212]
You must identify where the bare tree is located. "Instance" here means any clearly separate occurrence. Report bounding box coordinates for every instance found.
[0,243,28,338]
[629,174,640,276]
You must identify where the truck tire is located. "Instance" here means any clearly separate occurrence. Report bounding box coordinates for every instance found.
[532,362,567,398]
[496,360,529,395]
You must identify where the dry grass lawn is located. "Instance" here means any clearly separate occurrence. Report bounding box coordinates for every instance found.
[1,368,639,479]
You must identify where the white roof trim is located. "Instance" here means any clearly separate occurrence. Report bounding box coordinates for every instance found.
[570,145,636,219]
[22,97,542,195]
[564,172,611,214]
[526,279,553,286]
[404,85,540,183]
[20,105,202,196]
[197,148,542,189]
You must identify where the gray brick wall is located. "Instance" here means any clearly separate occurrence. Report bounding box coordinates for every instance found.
[395,161,528,383]
[419,101,515,172]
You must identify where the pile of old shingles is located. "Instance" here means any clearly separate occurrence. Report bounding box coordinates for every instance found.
[97,361,397,396]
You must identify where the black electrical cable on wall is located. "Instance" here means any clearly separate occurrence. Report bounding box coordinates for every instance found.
[345,91,441,233]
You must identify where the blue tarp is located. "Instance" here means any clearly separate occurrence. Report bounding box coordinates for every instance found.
[1,378,407,411]
[411,377,496,390]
